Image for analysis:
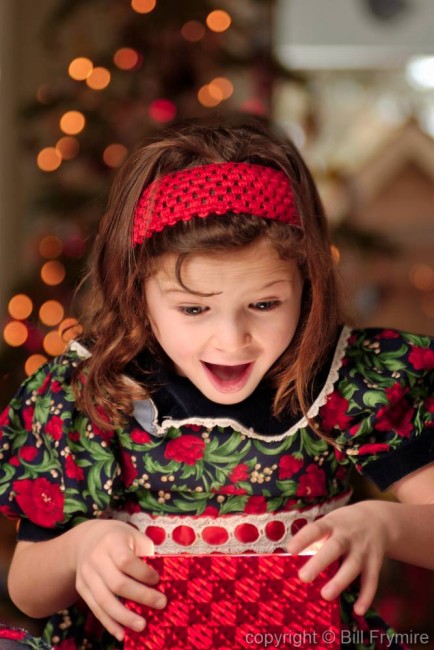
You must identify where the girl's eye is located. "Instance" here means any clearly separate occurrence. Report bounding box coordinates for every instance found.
[179,306,208,316]
[251,300,280,311]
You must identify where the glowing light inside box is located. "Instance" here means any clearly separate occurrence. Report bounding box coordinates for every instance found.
[86,67,111,90]
[181,20,205,42]
[60,111,86,136]
[114,48,140,70]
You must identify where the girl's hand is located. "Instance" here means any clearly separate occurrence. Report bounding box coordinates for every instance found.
[73,519,166,642]
[287,501,390,615]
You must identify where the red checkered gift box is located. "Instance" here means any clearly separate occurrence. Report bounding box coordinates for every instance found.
[123,554,340,650]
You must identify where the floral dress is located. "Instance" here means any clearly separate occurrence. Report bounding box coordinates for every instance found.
[0,326,433,650]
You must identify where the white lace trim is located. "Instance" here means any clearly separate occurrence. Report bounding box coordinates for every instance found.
[152,325,352,441]
[106,491,351,555]
[69,326,353,442]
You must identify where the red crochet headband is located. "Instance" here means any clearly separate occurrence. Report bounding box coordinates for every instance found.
[132,161,301,245]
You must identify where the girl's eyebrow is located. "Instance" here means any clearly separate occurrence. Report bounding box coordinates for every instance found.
[161,279,289,295]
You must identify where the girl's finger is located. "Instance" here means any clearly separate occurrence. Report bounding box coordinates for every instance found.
[320,554,364,601]
[297,535,344,582]
[353,558,381,616]
[79,575,146,642]
[287,520,330,555]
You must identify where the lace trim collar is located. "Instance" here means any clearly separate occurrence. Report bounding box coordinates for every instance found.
[69,326,352,442]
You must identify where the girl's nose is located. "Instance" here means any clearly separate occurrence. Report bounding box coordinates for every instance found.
[213,317,252,352]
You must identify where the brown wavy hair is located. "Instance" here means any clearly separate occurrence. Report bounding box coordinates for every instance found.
[73,117,344,430]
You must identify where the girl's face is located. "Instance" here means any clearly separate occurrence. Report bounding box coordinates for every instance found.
[145,238,303,404]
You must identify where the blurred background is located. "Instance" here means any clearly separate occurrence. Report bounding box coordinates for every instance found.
[0,0,433,643]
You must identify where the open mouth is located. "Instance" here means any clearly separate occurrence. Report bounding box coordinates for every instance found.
[201,361,253,393]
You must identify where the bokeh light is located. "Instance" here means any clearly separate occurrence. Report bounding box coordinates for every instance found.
[330,245,341,264]
[114,48,140,70]
[59,318,83,342]
[181,21,206,42]
[25,354,48,377]
[131,0,156,14]
[39,235,63,259]
[37,147,62,172]
[409,263,434,292]
[86,67,111,90]
[39,301,65,327]
[68,57,93,81]
[3,321,28,347]
[60,111,86,135]
[206,10,231,32]
[209,77,233,100]
[41,261,66,286]
[148,99,177,123]
[103,143,128,168]
[8,295,33,320]
[56,136,80,160]
[43,330,68,356]
[197,85,221,108]
[36,83,52,104]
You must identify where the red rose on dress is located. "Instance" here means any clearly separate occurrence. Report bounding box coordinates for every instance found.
[45,415,64,440]
[229,463,249,483]
[13,477,64,527]
[375,382,414,438]
[37,374,52,395]
[278,454,304,479]
[120,449,138,487]
[164,435,205,465]
[130,429,151,444]
[19,446,39,462]
[203,505,219,518]
[9,457,20,467]
[65,454,85,480]
[374,330,399,339]
[185,424,202,432]
[408,346,434,371]
[356,443,391,455]
[68,430,81,442]
[0,628,27,640]
[425,397,434,413]
[56,639,78,650]
[22,406,34,430]
[213,485,247,495]
[296,464,326,498]
[244,495,267,514]
[0,406,9,428]
[51,380,63,393]
[319,392,352,432]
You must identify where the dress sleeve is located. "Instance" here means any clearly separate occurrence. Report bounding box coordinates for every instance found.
[319,328,434,491]
[0,352,125,537]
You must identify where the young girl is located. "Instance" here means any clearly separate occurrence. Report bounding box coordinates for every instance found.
[0,118,433,650]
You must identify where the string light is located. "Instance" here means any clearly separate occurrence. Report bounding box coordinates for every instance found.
[59,318,83,342]
[181,21,205,42]
[25,354,48,377]
[43,330,67,356]
[39,235,63,259]
[3,321,28,347]
[56,136,80,161]
[60,111,86,135]
[8,295,33,320]
[206,10,231,33]
[41,261,66,286]
[197,85,221,108]
[131,0,156,14]
[103,144,128,168]
[209,77,233,100]
[37,147,62,172]
[148,99,177,123]
[113,48,140,70]
[39,301,65,327]
[86,67,111,90]
[68,57,93,81]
